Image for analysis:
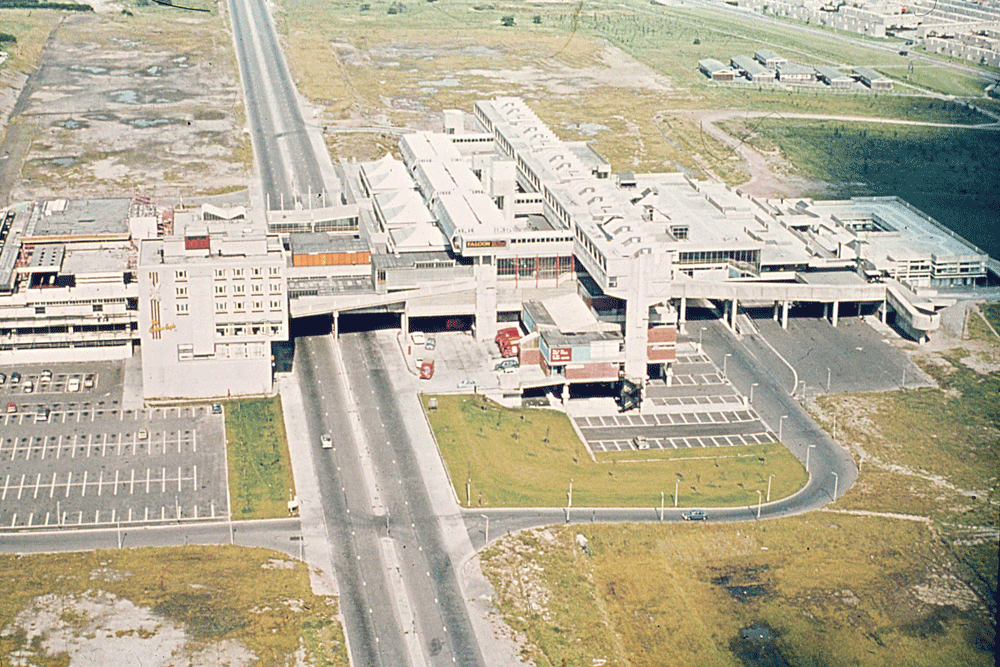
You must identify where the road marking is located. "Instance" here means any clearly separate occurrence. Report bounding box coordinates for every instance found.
[17,474,25,500]
[193,465,197,492]
[81,470,87,497]
[161,467,166,493]
[65,472,72,498]
[33,473,41,499]
[130,469,135,495]
[192,429,197,453]
[146,468,151,494]
[49,472,57,498]
[98,470,104,497]
[94,510,99,524]
[114,470,119,496]
[128,508,133,522]
[177,466,182,492]
[9,514,15,527]
[1,475,7,501]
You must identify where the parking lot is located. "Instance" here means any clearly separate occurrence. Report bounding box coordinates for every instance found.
[570,349,777,456]
[0,361,229,531]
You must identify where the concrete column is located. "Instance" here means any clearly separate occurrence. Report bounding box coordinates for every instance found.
[561,383,570,404]
[401,310,409,336]
[730,298,738,330]
[332,312,339,338]
[824,303,830,320]
[781,301,789,329]
[831,300,839,327]
[881,299,887,324]
[474,256,498,344]
[773,301,780,321]
[679,297,687,335]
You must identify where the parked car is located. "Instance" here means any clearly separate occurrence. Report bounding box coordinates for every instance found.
[425,336,436,350]
[682,509,707,521]
[494,358,519,372]
[457,379,477,391]
[40,369,53,382]
[35,406,50,423]
[6,402,16,413]
[211,402,222,414]
[321,433,333,449]
[137,428,149,440]
[67,377,81,392]
[83,374,95,389]
[23,380,34,393]
[10,372,20,384]
[0,373,6,385]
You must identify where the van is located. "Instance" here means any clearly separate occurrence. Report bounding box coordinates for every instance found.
[67,377,81,392]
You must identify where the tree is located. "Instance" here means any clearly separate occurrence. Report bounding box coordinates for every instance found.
[500,15,515,26]
[532,14,541,24]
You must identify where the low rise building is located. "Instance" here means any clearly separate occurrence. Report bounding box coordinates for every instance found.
[698,58,736,81]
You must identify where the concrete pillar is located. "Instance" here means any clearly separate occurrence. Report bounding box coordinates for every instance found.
[679,297,687,334]
[401,310,409,336]
[781,301,789,329]
[881,299,887,325]
[824,302,830,320]
[831,300,839,327]
[474,256,498,344]
[561,383,570,404]
[773,301,780,321]
[730,298,738,330]
[332,312,339,338]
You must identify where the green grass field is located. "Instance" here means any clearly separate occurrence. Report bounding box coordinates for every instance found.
[225,397,296,520]
[423,394,807,508]
[0,546,348,667]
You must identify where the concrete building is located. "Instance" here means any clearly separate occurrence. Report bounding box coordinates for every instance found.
[776,61,818,82]
[815,65,856,88]
[138,209,288,400]
[698,58,736,81]
[853,66,894,90]
[730,55,777,81]
[754,48,788,69]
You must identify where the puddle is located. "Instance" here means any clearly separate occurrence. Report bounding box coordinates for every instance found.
[69,65,108,75]
[127,118,173,128]
[35,157,79,168]
[110,89,141,105]
[85,113,115,122]
[730,624,790,667]
[54,119,88,130]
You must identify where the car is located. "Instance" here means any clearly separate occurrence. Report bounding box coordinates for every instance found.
[83,374,95,389]
[320,433,333,449]
[682,510,707,521]
[23,380,33,393]
[211,402,222,414]
[425,337,436,350]
[67,377,80,392]
[137,428,149,440]
[0,373,6,385]
[5,402,16,413]
[35,406,50,422]
[494,358,519,372]
[10,372,20,384]
[633,435,649,450]
[40,369,53,382]
[457,379,477,390]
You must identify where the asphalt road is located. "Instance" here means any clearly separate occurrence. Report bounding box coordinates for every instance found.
[228,0,326,210]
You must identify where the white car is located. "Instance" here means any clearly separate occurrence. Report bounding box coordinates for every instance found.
[457,379,477,391]
[67,377,81,392]
[321,433,333,449]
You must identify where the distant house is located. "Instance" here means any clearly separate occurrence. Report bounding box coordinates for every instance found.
[730,55,776,82]
[754,48,787,69]
[815,65,855,89]
[698,58,735,82]
[853,66,893,90]
[776,61,816,83]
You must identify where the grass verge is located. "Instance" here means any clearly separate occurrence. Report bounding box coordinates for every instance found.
[0,546,348,667]
[225,397,296,520]
[423,394,806,508]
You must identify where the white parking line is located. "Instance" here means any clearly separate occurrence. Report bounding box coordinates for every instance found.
[193,464,197,491]
[16,474,25,500]
[97,470,103,497]
[161,467,166,493]
[114,470,119,496]
[81,470,87,497]
[49,472,57,498]
[33,473,41,499]
[177,466,182,492]
[1,474,8,501]
[192,429,197,453]
[129,469,135,494]
[66,471,72,498]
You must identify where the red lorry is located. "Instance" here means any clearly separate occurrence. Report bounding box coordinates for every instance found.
[495,326,522,358]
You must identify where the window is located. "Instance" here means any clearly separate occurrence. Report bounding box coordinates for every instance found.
[35,306,46,315]
[234,284,245,295]
[176,302,189,315]
[269,282,282,293]
[251,284,263,295]
[175,287,188,298]
[216,326,227,336]
[270,300,282,310]
[252,267,262,277]
[234,301,245,312]
[215,269,226,279]
[149,272,159,287]
[269,266,280,276]
[270,325,281,335]
[92,304,103,312]
[252,300,263,312]
[175,270,187,281]
[215,284,226,295]
[233,268,244,277]
[233,326,244,336]
[215,301,227,313]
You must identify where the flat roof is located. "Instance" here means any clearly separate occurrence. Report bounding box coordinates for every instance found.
[24,198,131,239]
[289,232,368,255]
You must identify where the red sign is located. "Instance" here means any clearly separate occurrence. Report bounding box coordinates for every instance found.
[550,347,572,363]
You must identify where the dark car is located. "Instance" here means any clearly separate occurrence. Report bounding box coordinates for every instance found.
[211,402,222,414]
[682,509,707,521]
[10,372,20,384]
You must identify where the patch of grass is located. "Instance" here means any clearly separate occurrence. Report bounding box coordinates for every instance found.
[0,547,348,667]
[482,516,994,667]
[423,394,806,507]
[225,397,296,520]
[979,302,1000,334]
[966,309,1000,344]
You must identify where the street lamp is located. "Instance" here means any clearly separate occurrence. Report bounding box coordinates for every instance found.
[755,489,763,520]
[831,472,839,500]
[778,414,788,441]
[568,478,573,508]
[805,444,816,472]
[699,326,707,352]
[750,382,759,403]
[723,353,732,379]
[674,477,679,508]
[767,474,774,502]
[481,514,490,544]
[827,367,832,393]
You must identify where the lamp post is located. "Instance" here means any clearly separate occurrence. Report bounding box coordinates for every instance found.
[827,367,832,393]
[767,474,774,502]
[568,478,573,508]
[674,477,679,507]
[778,414,788,441]
[832,472,839,500]
[723,353,732,379]
[660,491,664,521]
[805,444,816,472]
[481,514,489,544]
[750,382,759,403]
[755,490,763,520]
